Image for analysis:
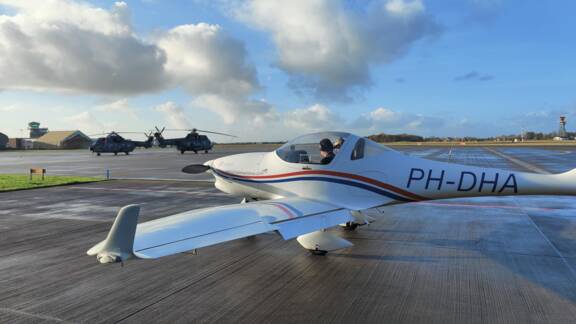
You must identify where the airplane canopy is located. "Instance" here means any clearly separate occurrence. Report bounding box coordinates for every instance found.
[276,132,352,164]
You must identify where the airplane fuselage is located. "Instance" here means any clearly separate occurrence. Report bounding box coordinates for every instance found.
[206,134,574,210]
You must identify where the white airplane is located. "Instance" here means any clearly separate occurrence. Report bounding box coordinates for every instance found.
[88,132,576,264]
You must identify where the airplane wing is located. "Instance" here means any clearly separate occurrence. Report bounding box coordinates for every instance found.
[87,198,354,263]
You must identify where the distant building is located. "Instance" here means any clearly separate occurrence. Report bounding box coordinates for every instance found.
[35,131,92,149]
[28,121,48,139]
[0,132,8,149]
[554,116,571,141]
[8,138,24,149]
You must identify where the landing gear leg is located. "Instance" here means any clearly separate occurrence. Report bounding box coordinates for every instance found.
[342,222,359,231]
[308,249,328,256]
[241,197,258,204]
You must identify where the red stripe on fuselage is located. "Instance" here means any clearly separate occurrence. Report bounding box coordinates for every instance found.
[216,169,426,201]
[260,202,295,219]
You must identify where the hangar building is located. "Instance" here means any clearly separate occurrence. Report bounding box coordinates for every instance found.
[35,131,92,149]
[0,132,8,149]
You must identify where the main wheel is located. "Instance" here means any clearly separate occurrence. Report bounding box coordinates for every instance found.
[180,149,185,154]
[97,152,101,156]
[205,150,209,154]
[193,150,198,154]
[125,152,129,155]
[308,249,328,256]
[114,152,118,156]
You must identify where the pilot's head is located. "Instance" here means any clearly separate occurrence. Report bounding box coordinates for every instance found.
[319,138,334,156]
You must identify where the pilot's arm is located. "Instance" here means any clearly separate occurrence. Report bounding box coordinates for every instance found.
[319,138,335,164]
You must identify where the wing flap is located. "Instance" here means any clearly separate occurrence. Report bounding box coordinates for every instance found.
[273,209,353,240]
[132,204,277,259]
[134,220,273,259]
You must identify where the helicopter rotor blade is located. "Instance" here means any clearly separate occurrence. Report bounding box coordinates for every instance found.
[195,129,237,137]
[200,130,236,137]
[163,128,237,137]
[154,126,165,134]
[182,164,211,174]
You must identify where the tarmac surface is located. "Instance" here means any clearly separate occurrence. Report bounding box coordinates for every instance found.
[0,144,280,181]
[1,145,576,323]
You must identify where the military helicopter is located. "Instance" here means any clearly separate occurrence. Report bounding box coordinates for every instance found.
[89,131,153,156]
[153,127,236,154]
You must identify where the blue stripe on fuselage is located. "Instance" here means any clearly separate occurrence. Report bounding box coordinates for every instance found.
[213,169,412,202]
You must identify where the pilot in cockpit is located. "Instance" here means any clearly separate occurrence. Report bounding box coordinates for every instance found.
[319,138,335,164]
[333,137,344,154]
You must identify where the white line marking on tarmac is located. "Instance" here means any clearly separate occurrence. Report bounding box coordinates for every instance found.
[110,177,213,182]
[483,147,550,174]
[0,307,73,323]
[65,186,227,196]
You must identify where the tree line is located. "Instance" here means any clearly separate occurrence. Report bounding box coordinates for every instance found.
[367,131,576,143]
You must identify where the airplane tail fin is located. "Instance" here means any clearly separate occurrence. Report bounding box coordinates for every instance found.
[537,168,576,196]
[87,204,140,264]
[561,168,576,177]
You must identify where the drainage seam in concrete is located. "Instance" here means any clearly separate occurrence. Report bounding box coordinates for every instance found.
[517,199,576,282]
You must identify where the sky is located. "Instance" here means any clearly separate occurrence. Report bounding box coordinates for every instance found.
[0,0,575,142]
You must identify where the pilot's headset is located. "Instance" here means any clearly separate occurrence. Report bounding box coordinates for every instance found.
[319,138,334,152]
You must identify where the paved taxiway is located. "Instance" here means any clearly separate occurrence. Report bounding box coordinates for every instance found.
[0,144,280,181]
[1,146,576,323]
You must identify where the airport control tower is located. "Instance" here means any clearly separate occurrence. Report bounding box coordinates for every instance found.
[28,121,48,139]
[558,116,568,139]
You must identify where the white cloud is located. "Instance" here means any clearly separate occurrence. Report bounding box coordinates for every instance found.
[0,0,272,125]
[353,107,445,133]
[154,101,191,129]
[385,0,424,16]
[64,111,108,135]
[157,23,258,97]
[0,0,167,94]
[156,23,276,124]
[284,104,343,131]
[191,94,276,125]
[94,98,135,116]
[0,104,19,112]
[232,0,440,100]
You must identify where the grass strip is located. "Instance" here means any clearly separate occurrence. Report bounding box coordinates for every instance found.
[0,174,104,192]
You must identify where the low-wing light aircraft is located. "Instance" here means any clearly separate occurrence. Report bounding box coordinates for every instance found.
[88,132,576,264]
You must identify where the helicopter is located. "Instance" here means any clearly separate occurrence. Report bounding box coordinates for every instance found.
[89,131,153,156]
[153,127,236,154]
